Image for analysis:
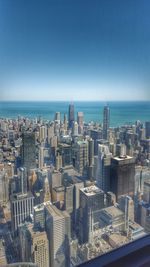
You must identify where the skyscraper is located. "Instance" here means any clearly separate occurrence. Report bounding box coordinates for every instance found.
[145,121,150,139]
[0,169,9,205]
[11,192,34,234]
[45,203,70,267]
[68,103,74,129]
[19,223,49,267]
[119,195,134,223]
[64,113,68,133]
[110,156,135,201]
[96,144,112,192]
[74,141,88,175]
[18,167,27,194]
[77,112,84,134]
[79,185,104,244]
[103,105,110,140]
[39,146,44,169]
[21,131,36,172]
[73,121,79,136]
[88,139,94,166]
[55,112,61,124]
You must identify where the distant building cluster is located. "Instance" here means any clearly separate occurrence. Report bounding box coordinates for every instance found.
[0,104,150,266]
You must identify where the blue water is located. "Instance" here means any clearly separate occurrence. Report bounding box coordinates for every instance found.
[0,101,149,127]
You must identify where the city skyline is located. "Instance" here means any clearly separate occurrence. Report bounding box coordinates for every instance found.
[0,0,150,101]
[0,104,150,266]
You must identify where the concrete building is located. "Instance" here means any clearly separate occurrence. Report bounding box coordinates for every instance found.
[33,203,45,230]
[0,239,7,266]
[50,170,62,190]
[11,192,34,234]
[77,112,84,134]
[45,203,70,267]
[41,176,51,203]
[39,146,44,169]
[99,206,125,231]
[119,195,134,223]
[52,186,65,203]
[143,180,150,203]
[19,223,49,267]
[0,169,9,205]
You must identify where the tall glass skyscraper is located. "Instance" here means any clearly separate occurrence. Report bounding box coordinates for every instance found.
[21,131,36,172]
[68,103,74,129]
[103,105,110,140]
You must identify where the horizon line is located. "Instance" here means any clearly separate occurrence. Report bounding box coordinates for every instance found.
[0,99,150,102]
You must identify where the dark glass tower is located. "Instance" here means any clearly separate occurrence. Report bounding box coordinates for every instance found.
[68,103,74,129]
[103,105,110,140]
[21,131,36,172]
[145,121,150,139]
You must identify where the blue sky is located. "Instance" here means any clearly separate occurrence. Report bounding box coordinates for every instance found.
[0,0,150,101]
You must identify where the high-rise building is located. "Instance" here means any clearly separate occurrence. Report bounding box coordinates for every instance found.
[64,113,68,133]
[143,180,150,203]
[55,112,61,124]
[90,130,103,155]
[96,144,112,193]
[41,176,51,203]
[39,146,44,169]
[11,192,34,234]
[58,143,72,167]
[19,223,49,267]
[145,121,150,139]
[50,170,62,189]
[79,185,104,244]
[119,195,134,223]
[74,141,88,175]
[48,124,54,144]
[110,156,135,201]
[45,203,70,267]
[88,139,94,166]
[68,103,74,129]
[0,239,7,266]
[55,153,62,170]
[21,132,36,172]
[39,125,47,143]
[33,203,45,230]
[18,167,27,194]
[0,169,9,205]
[77,112,84,134]
[73,121,79,136]
[103,105,110,140]
[64,184,74,214]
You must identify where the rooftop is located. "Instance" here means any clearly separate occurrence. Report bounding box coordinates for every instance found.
[101,206,124,219]
[53,186,65,193]
[112,155,135,165]
[80,185,104,196]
